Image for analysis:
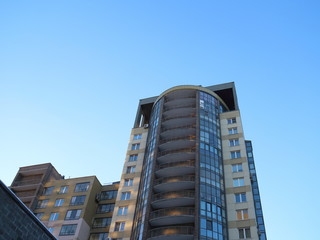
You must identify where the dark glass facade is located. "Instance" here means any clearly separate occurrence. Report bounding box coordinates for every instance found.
[245,141,267,240]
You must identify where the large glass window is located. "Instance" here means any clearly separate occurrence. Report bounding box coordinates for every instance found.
[231,151,241,159]
[70,195,86,206]
[126,166,136,174]
[228,127,238,134]
[133,134,142,140]
[36,199,48,209]
[232,163,243,172]
[74,182,90,192]
[92,218,112,228]
[117,206,128,216]
[114,222,125,231]
[90,233,108,240]
[233,178,245,187]
[49,212,59,221]
[235,193,247,203]
[42,187,54,195]
[227,118,236,124]
[124,178,134,187]
[59,186,69,194]
[236,209,249,220]
[129,154,138,162]
[100,190,117,200]
[96,204,115,214]
[229,139,239,146]
[239,228,251,239]
[55,198,64,207]
[59,224,77,236]
[131,143,140,150]
[121,192,131,200]
[65,209,81,220]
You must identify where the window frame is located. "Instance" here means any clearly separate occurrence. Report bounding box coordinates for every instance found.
[70,195,86,206]
[233,177,245,187]
[42,186,54,196]
[49,212,59,221]
[228,127,238,134]
[74,182,90,192]
[36,199,49,209]
[232,163,243,173]
[92,217,112,228]
[59,186,69,194]
[131,143,140,150]
[227,118,236,124]
[133,134,142,140]
[231,151,241,159]
[54,198,65,207]
[120,192,131,200]
[229,139,240,146]
[65,209,82,220]
[239,228,251,239]
[126,166,136,174]
[59,224,77,236]
[114,222,126,231]
[129,154,138,162]
[124,178,134,187]
[117,206,128,216]
[235,193,247,203]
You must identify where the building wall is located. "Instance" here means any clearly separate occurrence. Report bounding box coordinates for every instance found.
[220,110,259,240]
[0,180,55,240]
[109,127,148,240]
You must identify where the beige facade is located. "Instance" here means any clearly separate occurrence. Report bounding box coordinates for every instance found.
[220,111,259,240]
[109,126,148,240]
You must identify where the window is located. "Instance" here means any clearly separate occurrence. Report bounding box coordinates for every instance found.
[55,198,64,207]
[90,233,108,240]
[96,204,115,214]
[124,178,133,187]
[48,227,54,233]
[49,212,59,221]
[229,139,239,146]
[227,118,236,124]
[235,193,247,203]
[133,134,142,140]
[65,209,81,220]
[239,228,251,239]
[228,127,238,134]
[92,218,112,228]
[117,206,128,216]
[233,178,245,187]
[232,163,243,172]
[70,195,86,206]
[131,143,140,150]
[129,154,138,162]
[59,224,77,236]
[75,182,90,192]
[236,209,249,220]
[114,222,126,231]
[126,166,136,174]
[42,187,54,195]
[34,212,44,220]
[231,151,241,159]
[36,199,48,209]
[59,186,69,194]
[121,192,131,200]
[100,190,117,200]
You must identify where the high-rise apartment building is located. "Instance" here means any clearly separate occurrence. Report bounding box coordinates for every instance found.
[9,82,266,240]
[111,82,266,240]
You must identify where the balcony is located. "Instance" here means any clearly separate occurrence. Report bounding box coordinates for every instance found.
[163,103,196,112]
[160,126,196,140]
[149,207,195,226]
[153,175,195,193]
[158,136,196,152]
[152,190,195,209]
[162,107,196,120]
[148,226,194,240]
[157,148,196,164]
[161,118,196,128]
[155,159,195,178]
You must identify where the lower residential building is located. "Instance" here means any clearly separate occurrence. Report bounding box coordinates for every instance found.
[8,83,267,240]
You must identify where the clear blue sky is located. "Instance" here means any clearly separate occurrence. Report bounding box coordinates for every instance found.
[0,1,319,239]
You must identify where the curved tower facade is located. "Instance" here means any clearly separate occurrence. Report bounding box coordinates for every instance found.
[108,82,266,240]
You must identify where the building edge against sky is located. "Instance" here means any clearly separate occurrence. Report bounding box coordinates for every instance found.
[8,82,266,240]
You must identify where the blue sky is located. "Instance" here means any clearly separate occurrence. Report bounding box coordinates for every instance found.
[0,1,319,239]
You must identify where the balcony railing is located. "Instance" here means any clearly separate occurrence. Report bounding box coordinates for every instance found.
[162,113,196,122]
[153,175,195,185]
[161,124,196,133]
[11,179,42,187]
[164,96,196,103]
[163,104,196,112]
[153,190,195,201]
[149,226,194,237]
[150,207,195,218]
[157,159,195,170]
[157,148,196,157]
[159,135,196,145]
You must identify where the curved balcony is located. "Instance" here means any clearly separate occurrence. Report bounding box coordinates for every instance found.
[163,103,196,112]
[162,107,196,120]
[155,159,195,178]
[158,136,196,152]
[157,148,196,164]
[162,113,196,122]
[160,127,196,141]
[148,226,194,240]
[153,175,195,193]
[161,117,196,128]
[152,190,195,209]
[149,207,195,226]
[164,95,195,105]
